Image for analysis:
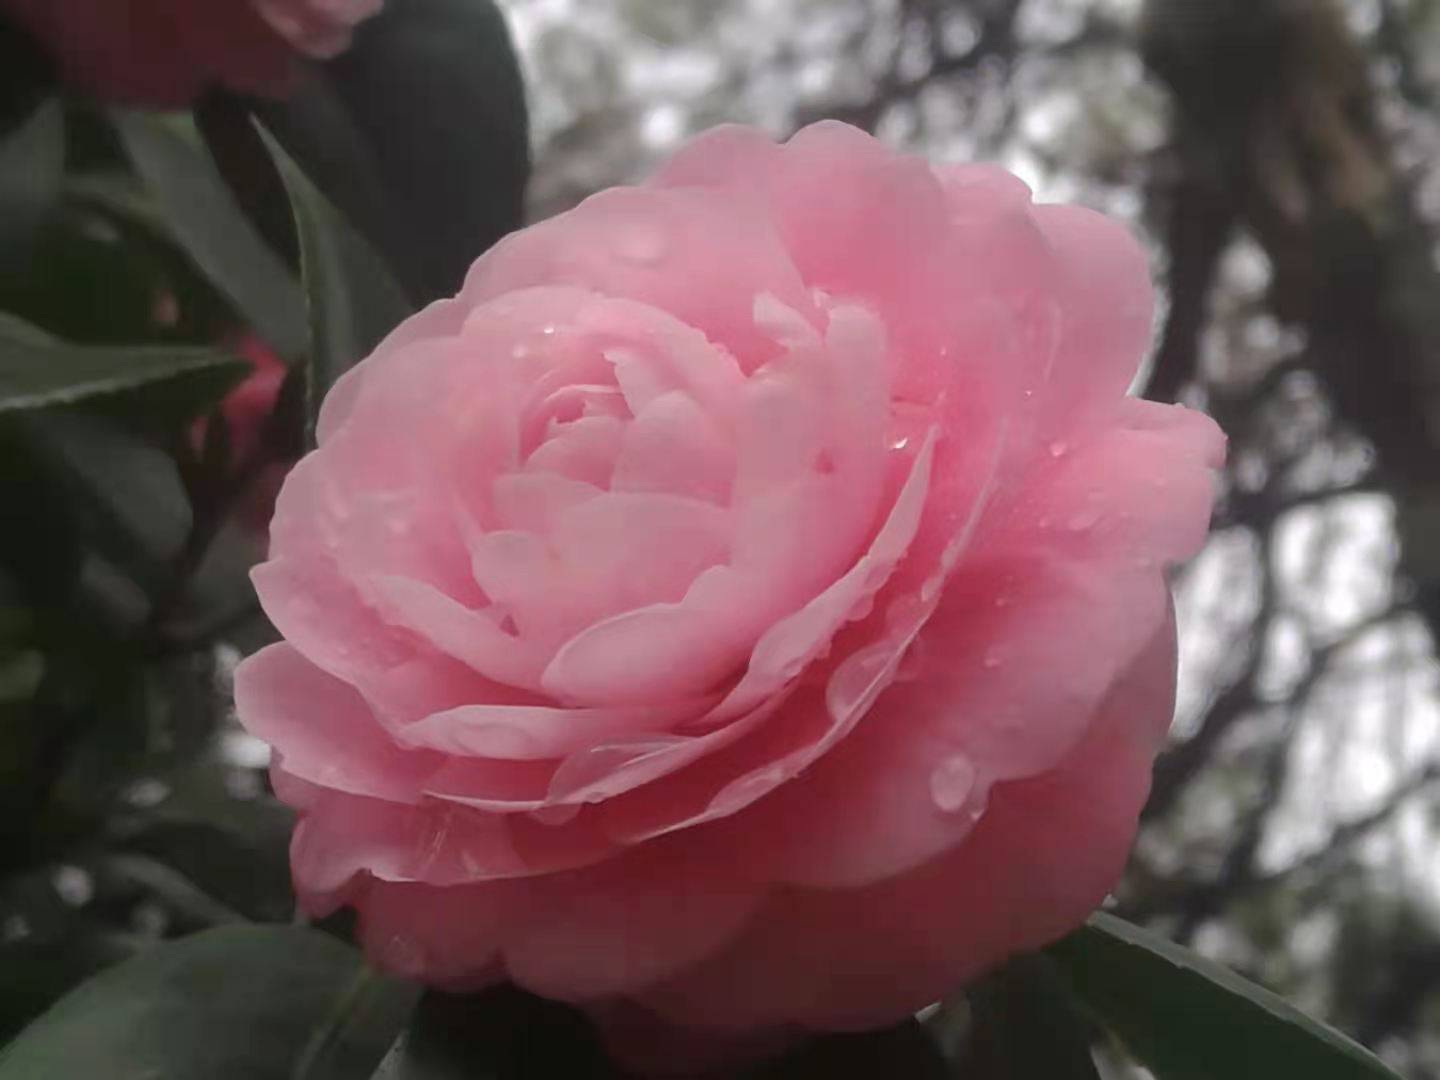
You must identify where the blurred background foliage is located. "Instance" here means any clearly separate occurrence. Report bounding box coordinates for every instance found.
[2,0,1439,1077]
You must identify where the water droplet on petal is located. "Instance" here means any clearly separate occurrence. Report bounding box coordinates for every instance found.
[512,343,531,360]
[1067,509,1101,531]
[1048,441,1068,458]
[541,325,557,337]
[981,651,1001,670]
[994,594,1011,608]
[930,754,978,813]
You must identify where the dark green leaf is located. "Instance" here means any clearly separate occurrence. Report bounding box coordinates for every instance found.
[259,130,412,444]
[0,925,418,1080]
[194,92,299,269]
[371,987,615,1079]
[257,0,529,304]
[747,1020,948,1080]
[1047,911,1403,1080]
[0,317,247,414]
[111,111,307,358]
[0,931,138,1043]
[948,954,1101,1080]
[12,410,190,595]
[0,97,63,271]
[0,191,228,348]
[117,758,296,924]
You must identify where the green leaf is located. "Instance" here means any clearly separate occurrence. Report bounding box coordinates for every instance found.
[1047,911,1404,1080]
[257,0,529,304]
[0,318,247,414]
[194,93,299,268]
[111,111,308,359]
[748,1021,948,1079]
[0,97,63,270]
[0,189,230,348]
[949,954,1101,1080]
[371,988,615,1079]
[10,410,190,596]
[259,129,412,444]
[0,925,419,1080]
[0,932,138,1044]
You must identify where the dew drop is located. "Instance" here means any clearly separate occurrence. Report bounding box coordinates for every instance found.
[1047,441,1068,458]
[512,343,531,360]
[929,754,978,813]
[981,651,1001,670]
[540,324,557,337]
[1067,509,1101,531]
[994,594,1011,608]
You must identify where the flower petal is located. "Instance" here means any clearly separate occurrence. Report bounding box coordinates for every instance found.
[234,644,440,803]
[637,620,1175,1032]
[396,698,709,761]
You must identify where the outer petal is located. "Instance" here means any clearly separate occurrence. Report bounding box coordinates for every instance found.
[285,783,616,895]
[728,400,1219,887]
[501,838,765,1001]
[721,557,1162,890]
[234,644,440,803]
[1030,204,1155,434]
[353,875,520,986]
[352,837,765,1003]
[637,619,1176,1032]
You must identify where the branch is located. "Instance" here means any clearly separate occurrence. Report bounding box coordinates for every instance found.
[797,0,1023,132]
[1143,526,1276,822]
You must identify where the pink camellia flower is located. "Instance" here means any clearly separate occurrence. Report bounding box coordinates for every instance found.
[1,0,380,105]
[235,122,1223,1058]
